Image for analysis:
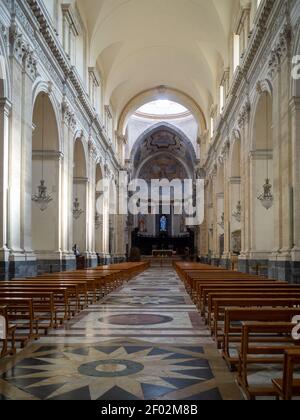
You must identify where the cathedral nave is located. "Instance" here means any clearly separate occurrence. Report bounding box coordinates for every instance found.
[1,0,300,402]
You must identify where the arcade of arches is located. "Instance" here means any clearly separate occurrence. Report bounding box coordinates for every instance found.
[1,0,300,401]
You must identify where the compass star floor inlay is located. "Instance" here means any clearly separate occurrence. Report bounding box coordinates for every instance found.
[0,268,242,400]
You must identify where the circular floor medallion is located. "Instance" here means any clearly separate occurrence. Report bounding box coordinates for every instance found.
[99,313,173,326]
[78,359,144,378]
[132,288,170,292]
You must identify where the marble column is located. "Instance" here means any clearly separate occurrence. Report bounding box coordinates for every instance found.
[221,143,231,267]
[61,101,76,271]
[0,98,11,279]
[290,96,300,283]
[8,30,37,278]
[86,141,98,267]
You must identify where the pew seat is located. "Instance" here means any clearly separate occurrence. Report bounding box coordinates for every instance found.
[238,322,298,399]
[221,308,300,370]
[0,306,16,358]
[272,348,300,400]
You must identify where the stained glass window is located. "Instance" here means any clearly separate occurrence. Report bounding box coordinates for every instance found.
[160,215,167,232]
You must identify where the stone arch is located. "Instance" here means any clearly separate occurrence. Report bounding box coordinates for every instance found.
[117,86,207,136]
[249,80,273,150]
[31,92,61,272]
[135,151,190,180]
[32,81,63,152]
[73,136,88,257]
[130,121,197,164]
[249,88,275,261]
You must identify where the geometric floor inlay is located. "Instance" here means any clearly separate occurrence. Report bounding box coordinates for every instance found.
[0,267,243,400]
[1,343,218,400]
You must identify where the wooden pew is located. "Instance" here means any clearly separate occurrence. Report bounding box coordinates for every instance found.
[273,348,300,400]
[37,271,123,299]
[207,292,300,332]
[23,278,88,310]
[197,284,296,314]
[0,306,16,358]
[238,322,297,399]
[0,283,75,319]
[0,291,55,333]
[221,308,300,369]
[0,298,38,347]
[186,274,277,300]
[210,298,300,342]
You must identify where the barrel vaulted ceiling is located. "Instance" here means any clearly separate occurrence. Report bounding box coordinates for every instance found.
[77,0,239,122]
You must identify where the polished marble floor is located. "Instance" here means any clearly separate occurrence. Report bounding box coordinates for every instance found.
[0,268,242,400]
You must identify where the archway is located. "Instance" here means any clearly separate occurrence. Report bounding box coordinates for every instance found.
[117,87,207,137]
[32,93,60,273]
[250,91,274,269]
[129,123,197,256]
[73,138,88,262]
[229,136,242,257]
[0,41,11,278]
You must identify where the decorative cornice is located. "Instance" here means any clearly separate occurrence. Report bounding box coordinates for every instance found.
[229,176,241,185]
[32,150,64,160]
[74,176,89,184]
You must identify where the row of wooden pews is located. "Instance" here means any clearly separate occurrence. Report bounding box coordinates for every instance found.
[0,261,149,358]
[175,261,300,400]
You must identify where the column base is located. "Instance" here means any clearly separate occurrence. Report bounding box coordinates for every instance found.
[84,253,98,268]
[211,258,220,267]
[237,257,300,283]
[7,251,37,279]
[220,259,231,269]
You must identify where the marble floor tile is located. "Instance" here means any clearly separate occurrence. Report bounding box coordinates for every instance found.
[0,267,243,400]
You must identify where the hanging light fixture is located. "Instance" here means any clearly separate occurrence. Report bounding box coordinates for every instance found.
[257,179,274,210]
[73,165,84,220]
[73,197,84,220]
[232,201,242,223]
[32,93,53,212]
[218,213,225,230]
[257,94,274,210]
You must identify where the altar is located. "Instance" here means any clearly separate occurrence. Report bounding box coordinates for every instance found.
[151,249,175,267]
[152,250,174,258]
